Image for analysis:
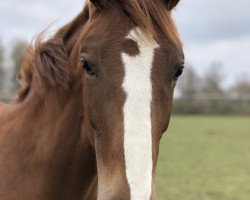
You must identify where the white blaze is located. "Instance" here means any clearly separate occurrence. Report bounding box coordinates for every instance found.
[122,29,159,200]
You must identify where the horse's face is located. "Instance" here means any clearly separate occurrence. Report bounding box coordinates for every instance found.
[80,1,184,199]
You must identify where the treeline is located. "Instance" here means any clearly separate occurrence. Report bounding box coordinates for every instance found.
[173,63,250,115]
[0,38,28,96]
[0,39,250,115]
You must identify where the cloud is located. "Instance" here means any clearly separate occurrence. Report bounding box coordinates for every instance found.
[172,0,250,86]
[0,0,249,86]
[174,0,250,44]
[0,0,84,46]
[184,36,250,86]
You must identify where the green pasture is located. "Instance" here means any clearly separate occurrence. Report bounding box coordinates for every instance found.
[156,115,250,200]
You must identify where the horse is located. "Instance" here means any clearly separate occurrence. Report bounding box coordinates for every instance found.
[0,11,98,199]
[66,0,184,199]
[1,0,184,199]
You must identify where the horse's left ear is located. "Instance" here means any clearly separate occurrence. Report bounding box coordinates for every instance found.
[163,0,180,10]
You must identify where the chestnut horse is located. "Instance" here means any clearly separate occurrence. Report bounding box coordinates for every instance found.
[0,0,184,199]
[67,0,184,199]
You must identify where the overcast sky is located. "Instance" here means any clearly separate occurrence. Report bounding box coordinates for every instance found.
[0,0,249,87]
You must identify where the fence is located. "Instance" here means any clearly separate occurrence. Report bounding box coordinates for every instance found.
[1,93,250,115]
[173,94,250,115]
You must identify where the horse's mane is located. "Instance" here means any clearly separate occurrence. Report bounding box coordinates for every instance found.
[18,37,70,99]
[18,8,89,99]
[90,0,182,48]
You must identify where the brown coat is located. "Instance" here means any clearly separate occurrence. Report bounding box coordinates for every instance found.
[0,9,97,200]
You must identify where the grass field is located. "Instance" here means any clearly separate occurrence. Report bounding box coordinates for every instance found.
[156,115,250,200]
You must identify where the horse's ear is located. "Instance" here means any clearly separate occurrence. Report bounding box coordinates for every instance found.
[36,39,70,88]
[163,0,180,10]
[89,0,106,10]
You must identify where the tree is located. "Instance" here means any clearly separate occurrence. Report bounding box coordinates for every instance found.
[201,62,224,95]
[177,65,201,100]
[231,79,250,98]
[0,39,5,93]
[199,62,228,114]
[10,39,29,91]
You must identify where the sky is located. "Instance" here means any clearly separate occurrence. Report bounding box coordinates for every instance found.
[0,0,250,87]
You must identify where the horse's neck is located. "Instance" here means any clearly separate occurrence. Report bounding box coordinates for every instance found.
[29,89,97,199]
[0,89,97,200]
[0,101,5,108]
[0,8,97,199]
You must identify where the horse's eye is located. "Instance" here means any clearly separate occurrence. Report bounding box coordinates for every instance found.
[174,66,184,81]
[80,57,95,76]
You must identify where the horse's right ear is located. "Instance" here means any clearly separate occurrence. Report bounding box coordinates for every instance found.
[163,0,180,10]
[89,0,106,10]
[36,38,70,88]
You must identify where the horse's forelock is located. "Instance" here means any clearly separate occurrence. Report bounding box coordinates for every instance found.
[88,0,182,48]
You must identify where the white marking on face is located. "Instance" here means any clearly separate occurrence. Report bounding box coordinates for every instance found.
[122,29,159,200]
